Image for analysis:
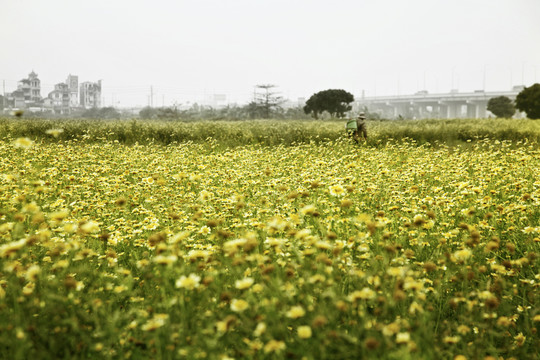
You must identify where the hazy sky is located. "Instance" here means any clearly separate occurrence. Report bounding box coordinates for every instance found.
[1,0,539,107]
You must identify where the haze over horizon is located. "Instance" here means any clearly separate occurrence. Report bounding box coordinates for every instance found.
[1,0,539,108]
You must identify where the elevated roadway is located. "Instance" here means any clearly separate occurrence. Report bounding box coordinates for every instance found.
[355,86,524,119]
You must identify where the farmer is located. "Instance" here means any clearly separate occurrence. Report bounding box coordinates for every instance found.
[345,112,368,143]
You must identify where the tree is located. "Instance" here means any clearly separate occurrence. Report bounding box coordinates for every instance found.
[139,106,159,119]
[252,84,283,119]
[487,96,515,118]
[515,83,540,119]
[303,89,354,119]
[81,107,121,119]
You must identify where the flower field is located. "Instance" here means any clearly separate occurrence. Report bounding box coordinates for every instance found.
[1,123,539,359]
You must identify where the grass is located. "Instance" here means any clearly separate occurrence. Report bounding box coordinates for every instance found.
[1,117,540,147]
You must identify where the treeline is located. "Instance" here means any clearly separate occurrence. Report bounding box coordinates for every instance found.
[11,104,313,121]
[138,104,312,121]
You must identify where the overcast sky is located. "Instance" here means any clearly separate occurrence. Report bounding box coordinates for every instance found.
[1,0,539,107]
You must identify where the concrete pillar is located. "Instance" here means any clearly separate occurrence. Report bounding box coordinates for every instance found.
[476,102,487,118]
[466,103,477,118]
[447,104,458,118]
[437,104,448,119]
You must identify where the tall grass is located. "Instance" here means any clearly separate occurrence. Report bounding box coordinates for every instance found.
[1,117,539,147]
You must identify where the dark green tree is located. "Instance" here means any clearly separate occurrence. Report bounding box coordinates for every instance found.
[303,93,323,119]
[515,83,540,119]
[487,96,515,118]
[157,107,181,120]
[303,89,354,119]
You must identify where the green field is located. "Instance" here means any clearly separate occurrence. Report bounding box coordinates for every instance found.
[0,118,539,359]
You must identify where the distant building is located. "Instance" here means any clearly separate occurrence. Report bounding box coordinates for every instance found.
[20,71,42,104]
[66,74,79,107]
[80,80,102,108]
[47,83,71,113]
[210,94,227,108]
[3,71,103,113]
[6,71,43,109]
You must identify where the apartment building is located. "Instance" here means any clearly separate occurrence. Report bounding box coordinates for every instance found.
[80,80,102,108]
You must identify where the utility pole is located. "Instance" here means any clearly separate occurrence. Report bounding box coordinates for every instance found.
[2,80,5,111]
[150,86,154,107]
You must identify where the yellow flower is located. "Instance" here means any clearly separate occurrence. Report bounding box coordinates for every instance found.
[63,222,78,233]
[0,223,14,234]
[80,221,100,234]
[45,128,64,137]
[113,285,128,293]
[408,301,424,315]
[13,137,34,149]
[253,322,266,337]
[263,339,286,354]
[141,314,168,331]
[153,254,178,265]
[521,226,537,234]
[26,265,41,282]
[514,332,526,347]
[15,328,25,340]
[443,335,460,344]
[329,184,345,197]
[142,177,154,184]
[295,229,311,239]
[297,325,312,339]
[0,239,26,258]
[22,202,40,214]
[187,250,211,262]
[340,198,353,208]
[199,225,211,235]
[453,248,472,262]
[235,277,254,290]
[199,190,214,201]
[286,305,306,319]
[252,283,264,293]
[49,210,70,224]
[216,320,228,334]
[230,299,249,313]
[396,332,410,344]
[387,267,407,277]
[457,325,471,334]
[176,274,201,290]
[22,282,35,296]
[348,287,376,301]
[382,322,400,337]
[300,204,317,215]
